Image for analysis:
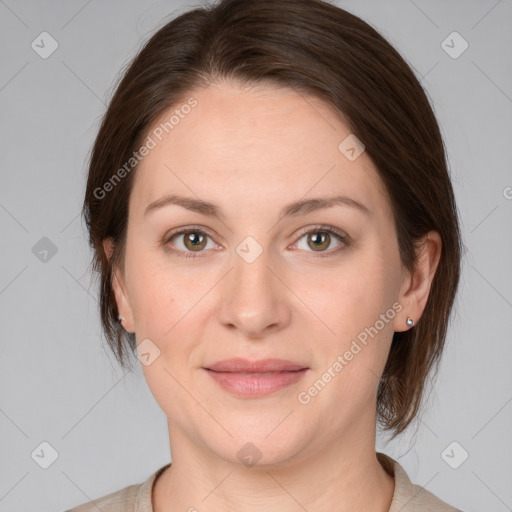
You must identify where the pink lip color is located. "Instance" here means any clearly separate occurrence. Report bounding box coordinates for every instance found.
[205,368,308,397]
[205,357,307,373]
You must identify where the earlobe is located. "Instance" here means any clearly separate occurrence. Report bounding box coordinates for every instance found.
[111,264,135,333]
[102,238,135,333]
[394,231,442,332]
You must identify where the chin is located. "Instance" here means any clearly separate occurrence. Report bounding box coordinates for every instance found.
[198,419,313,469]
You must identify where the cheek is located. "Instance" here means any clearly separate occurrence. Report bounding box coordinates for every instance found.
[140,357,197,434]
[133,265,200,418]
[127,254,211,383]
[130,275,175,335]
[299,251,395,385]
[128,250,201,335]
[304,256,390,335]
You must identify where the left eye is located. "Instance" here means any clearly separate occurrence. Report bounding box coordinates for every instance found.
[291,227,349,254]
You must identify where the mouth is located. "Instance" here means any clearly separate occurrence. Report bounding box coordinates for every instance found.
[203,366,309,397]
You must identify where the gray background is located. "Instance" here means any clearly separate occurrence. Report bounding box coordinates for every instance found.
[0,0,511,511]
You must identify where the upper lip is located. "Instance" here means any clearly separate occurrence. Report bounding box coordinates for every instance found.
[204,358,308,373]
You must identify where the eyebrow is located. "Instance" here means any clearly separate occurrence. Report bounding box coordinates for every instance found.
[144,193,371,220]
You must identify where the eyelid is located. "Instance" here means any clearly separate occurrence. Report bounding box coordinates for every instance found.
[163,224,219,243]
[293,224,348,243]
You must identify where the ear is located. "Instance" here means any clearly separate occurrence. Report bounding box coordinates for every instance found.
[394,230,442,332]
[103,237,135,333]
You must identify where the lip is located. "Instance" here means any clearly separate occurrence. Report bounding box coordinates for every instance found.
[204,358,308,373]
[203,358,309,398]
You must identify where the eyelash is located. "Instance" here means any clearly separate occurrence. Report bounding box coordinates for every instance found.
[163,224,351,260]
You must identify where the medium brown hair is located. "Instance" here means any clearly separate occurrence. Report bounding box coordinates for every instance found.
[82,0,463,439]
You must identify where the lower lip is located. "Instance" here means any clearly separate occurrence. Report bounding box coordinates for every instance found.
[204,368,308,397]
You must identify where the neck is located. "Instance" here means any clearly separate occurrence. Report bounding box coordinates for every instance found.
[153,416,395,512]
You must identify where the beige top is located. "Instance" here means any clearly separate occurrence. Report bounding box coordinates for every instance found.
[66,452,461,512]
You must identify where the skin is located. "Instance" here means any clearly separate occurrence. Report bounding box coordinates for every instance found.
[104,79,441,512]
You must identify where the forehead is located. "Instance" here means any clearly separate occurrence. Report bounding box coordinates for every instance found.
[130,80,390,220]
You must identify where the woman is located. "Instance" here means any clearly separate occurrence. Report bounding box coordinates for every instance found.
[68,0,463,510]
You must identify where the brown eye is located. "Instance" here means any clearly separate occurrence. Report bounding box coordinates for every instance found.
[292,226,349,256]
[164,228,216,257]
[307,231,331,251]
[181,231,207,251]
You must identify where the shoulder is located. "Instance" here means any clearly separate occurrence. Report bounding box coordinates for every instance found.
[377,452,463,512]
[65,483,142,512]
[406,481,463,511]
[65,463,171,512]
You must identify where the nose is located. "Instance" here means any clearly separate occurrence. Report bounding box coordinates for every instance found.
[216,245,292,338]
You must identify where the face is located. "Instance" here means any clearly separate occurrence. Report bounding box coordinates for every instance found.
[109,80,418,467]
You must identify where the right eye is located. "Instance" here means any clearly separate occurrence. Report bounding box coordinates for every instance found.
[163,227,219,258]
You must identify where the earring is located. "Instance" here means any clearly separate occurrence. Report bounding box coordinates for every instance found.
[118,315,125,323]
[406,317,414,327]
